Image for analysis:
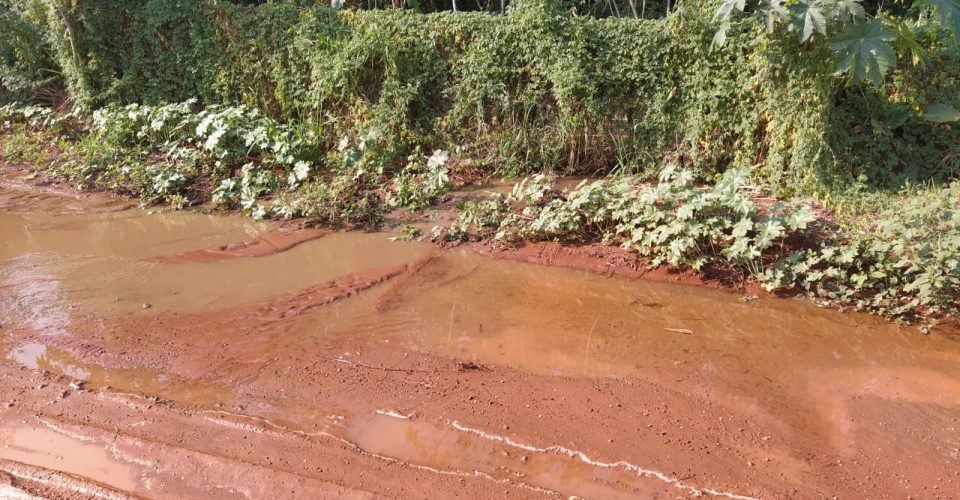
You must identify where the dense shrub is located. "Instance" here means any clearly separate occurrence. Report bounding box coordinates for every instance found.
[446,170,960,322]
[3,1,955,195]
[21,0,831,187]
[2,0,958,324]
[0,0,58,103]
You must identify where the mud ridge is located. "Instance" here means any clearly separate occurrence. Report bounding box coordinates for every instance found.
[0,459,135,500]
[244,253,437,324]
[149,228,329,263]
[449,420,759,500]
[199,410,559,496]
[475,240,764,294]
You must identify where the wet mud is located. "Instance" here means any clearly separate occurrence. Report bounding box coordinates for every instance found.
[149,228,330,263]
[1,179,959,499]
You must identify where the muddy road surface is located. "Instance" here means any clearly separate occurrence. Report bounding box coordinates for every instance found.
[1,182,959,499]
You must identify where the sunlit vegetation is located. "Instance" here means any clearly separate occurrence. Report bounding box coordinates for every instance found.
[1,0,957,323]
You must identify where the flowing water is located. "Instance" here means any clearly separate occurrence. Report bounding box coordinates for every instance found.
[1,182,959,498]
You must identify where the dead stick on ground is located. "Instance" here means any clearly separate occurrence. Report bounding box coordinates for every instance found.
[582,318,598,376]
[330,358,433,373]
[446,302,457,356]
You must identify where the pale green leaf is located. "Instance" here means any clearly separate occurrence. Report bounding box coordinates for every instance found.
[713,25,729,46]
[791,0,827,42]
[921,0,960,44]
[713,0,746,46]
[830,0,866,22]
[923,103,960,122]
[293,161,311,181]
[758,0,790,32]
[714,0,747,22]
[829,20,897,84]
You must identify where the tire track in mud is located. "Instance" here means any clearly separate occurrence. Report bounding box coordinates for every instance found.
[240,254,437,326]
[0,374,553,499]
[447,420,758,500]
[0,460,135,500]
[147,229,330,264]
[3,384,760,500]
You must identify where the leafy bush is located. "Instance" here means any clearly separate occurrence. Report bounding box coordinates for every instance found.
[23,0,832,187]
[452,166,815,270]
[714,0,960,84]
[91,100,319,172]
[3,98,454,225]
[35,100,319,210]
[765,183,960,321]
[827,45,960,194]
[0,101,57,129]
[0,0,59,103]
[386,149,451,210]
[447,167,959,322]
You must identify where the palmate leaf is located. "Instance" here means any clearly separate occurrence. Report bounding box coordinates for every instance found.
[923,103,960,122]
[889,17,926,66]
[829,20,897,84]
[713,0,747,46]
[921,0,960,44]
[714,0,747,22]
[790,0,828,42]
[758,0,790,32]
[828,0,866,22]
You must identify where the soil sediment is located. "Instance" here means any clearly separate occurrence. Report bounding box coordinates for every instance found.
[1,179,959,499]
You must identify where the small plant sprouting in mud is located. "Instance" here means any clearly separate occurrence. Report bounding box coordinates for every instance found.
[386,148,451,211]
[391,225,423,241]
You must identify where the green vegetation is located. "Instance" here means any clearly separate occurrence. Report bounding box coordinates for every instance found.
[444,170,959,323]
[1,0,957,323]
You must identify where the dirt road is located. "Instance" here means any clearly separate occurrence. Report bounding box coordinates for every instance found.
[1,180,958,499]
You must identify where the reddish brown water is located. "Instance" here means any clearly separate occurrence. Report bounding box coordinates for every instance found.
[1,180,959,499]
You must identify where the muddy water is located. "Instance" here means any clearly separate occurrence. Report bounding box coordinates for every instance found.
[0,190,431,327]
[2,182,960,498]
[0,425,139,492]
[346,412,679,499]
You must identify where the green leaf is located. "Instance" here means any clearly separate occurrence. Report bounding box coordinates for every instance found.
[758,0,790,32]
[791,0,827,42]
[830,0,866,22]
[921,0,960,44]
[713,0,747,46]
[923,103,960,122]
[714,0,747,22]
[888,17,926,66]
[829,20,897,84]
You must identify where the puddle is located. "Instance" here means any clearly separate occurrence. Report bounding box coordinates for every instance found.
[5,342,231,407]
[0,425,138,493]
[3,181,960,497]
[313,251,960,381]
[0,188,432,321]
[7,343,47,370]
[344,412,744,499]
